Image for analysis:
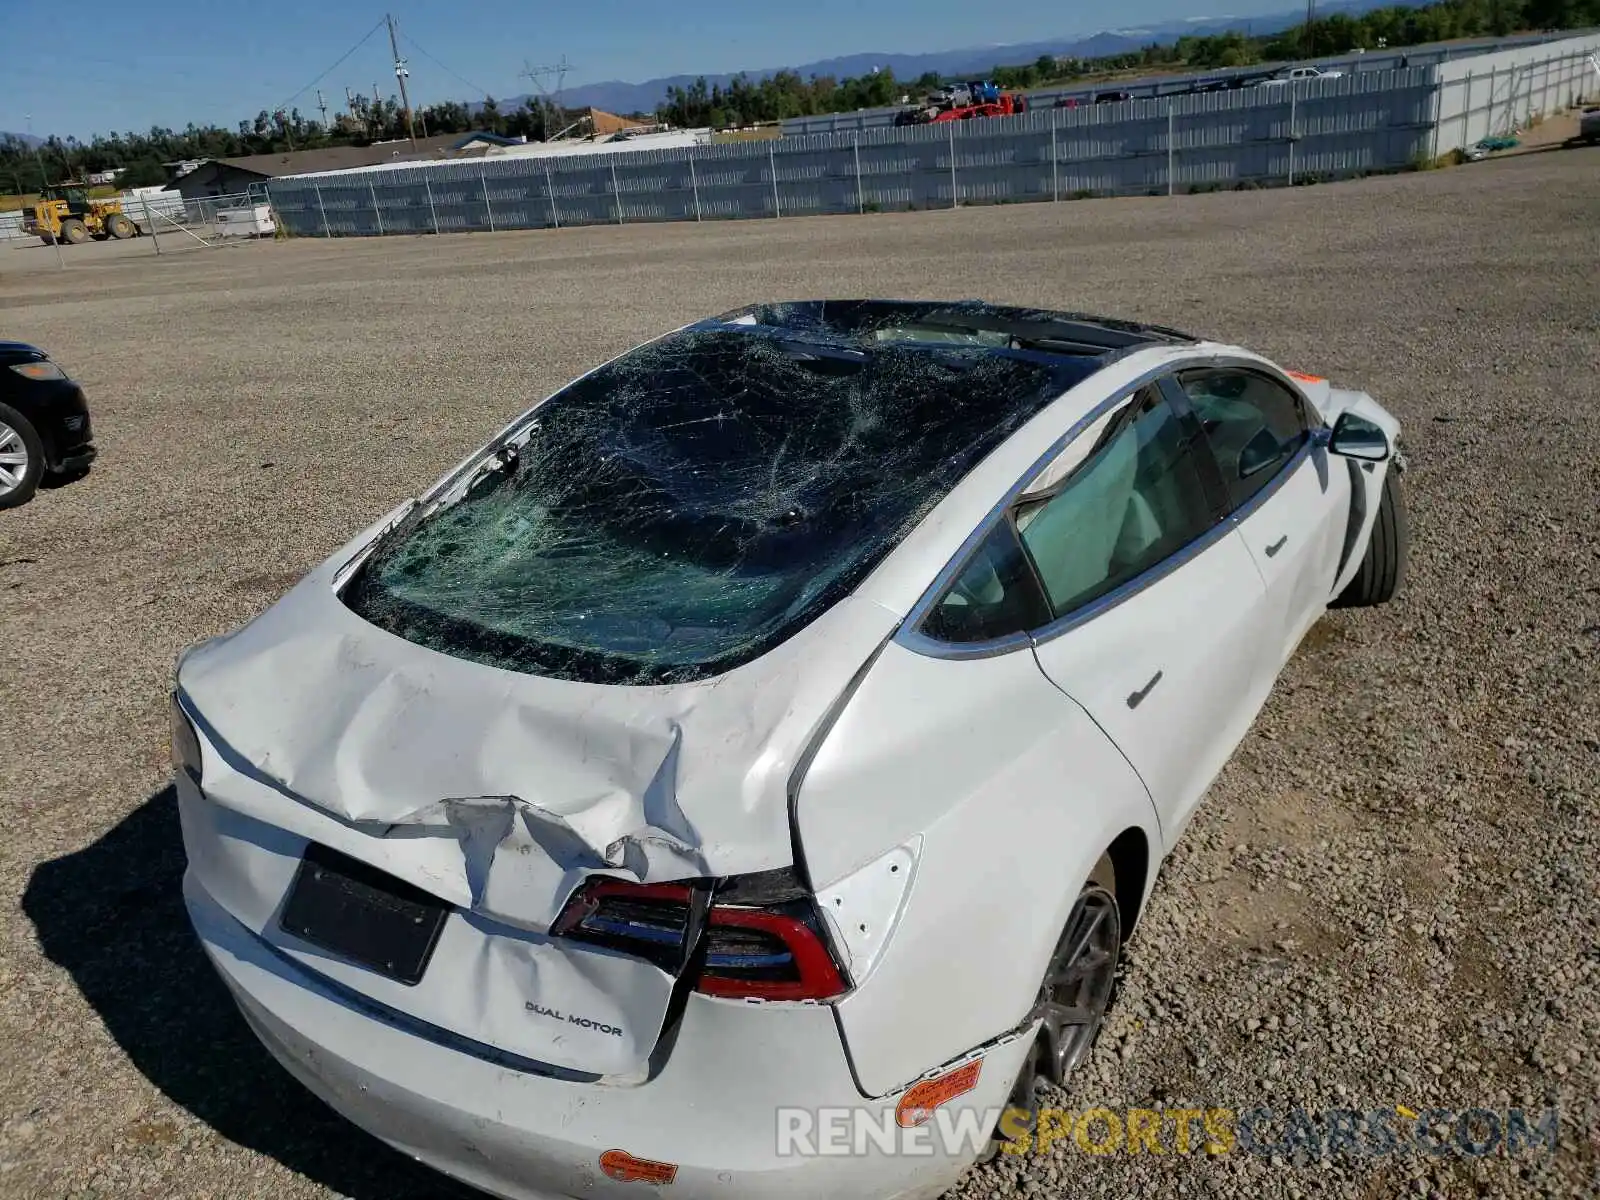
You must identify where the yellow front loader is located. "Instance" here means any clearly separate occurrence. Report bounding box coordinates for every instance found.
[22,183,139,245]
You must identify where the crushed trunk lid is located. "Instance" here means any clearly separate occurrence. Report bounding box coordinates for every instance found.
[177,546,895,1076]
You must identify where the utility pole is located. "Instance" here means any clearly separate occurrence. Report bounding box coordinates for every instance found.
[1304,0,1316,59]
[521,56,574,141]
[25,113,48,191]
[388,13,417,149]
[316,89,329,129]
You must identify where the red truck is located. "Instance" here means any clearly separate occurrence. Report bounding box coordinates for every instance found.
[894,90,1029,127]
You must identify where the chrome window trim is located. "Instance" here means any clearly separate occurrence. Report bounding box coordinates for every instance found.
[1174,359,1321,514]
[1029,512,1239,648]
[895,627,1034,661]
[1224,438,1314,527]
[897,351,1318,662]
[1032,439,1312,648]
[894,361,1175,661]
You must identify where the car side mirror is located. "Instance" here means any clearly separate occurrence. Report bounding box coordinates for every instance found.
[1326,412,1391,462]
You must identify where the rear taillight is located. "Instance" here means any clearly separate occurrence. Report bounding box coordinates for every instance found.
[553,873,848,1001]
[552,880,698,973]
[697,906,846,1000]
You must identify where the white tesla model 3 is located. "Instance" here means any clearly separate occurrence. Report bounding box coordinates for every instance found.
[171,301,1407,1200]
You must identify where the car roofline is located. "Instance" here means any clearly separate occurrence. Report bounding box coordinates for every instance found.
[703,300,1199,354]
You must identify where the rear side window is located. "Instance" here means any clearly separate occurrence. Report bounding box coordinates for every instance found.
[342,330,1091,685]
[1015,386,1216,618]
[1178,368,1309,509]
[921,522,1049,644]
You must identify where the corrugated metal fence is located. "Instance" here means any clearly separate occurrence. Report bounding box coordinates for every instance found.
[268,69,1436,237]
[777,30,1594,136]
[1432,37,1600,151]
[264,38,1600,240]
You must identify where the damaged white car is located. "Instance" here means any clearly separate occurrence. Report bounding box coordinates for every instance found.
[172,300,1407,1200]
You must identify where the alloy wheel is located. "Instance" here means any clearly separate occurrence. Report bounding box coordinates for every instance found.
[984,884,1122,1159]
[0,422,30,497]
[1033,885,1121,1084]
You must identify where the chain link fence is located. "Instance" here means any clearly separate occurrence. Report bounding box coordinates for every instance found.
[1,188,268,246]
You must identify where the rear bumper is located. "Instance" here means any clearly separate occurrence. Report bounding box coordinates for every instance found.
[184,868,1019,1200]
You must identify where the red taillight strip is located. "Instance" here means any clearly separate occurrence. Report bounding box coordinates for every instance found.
[697,908,847,1001]
[551,878,692,935]
[550,876,849,1001]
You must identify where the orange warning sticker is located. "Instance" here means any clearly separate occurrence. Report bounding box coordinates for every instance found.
[600,1150,679,1185]
[895,1059,983,1128]
[1287,370,1326,384]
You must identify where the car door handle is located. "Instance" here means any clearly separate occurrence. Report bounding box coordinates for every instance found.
[1126,670,1163,709]
[1265,535,1288,557]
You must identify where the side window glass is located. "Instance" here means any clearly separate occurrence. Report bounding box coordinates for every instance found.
[921,520,1050,644]
[1178,368,1309,508]
[1016,386,1215,618]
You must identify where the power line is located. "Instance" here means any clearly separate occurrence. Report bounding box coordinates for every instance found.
[277,17,388,111]
[400,32,494,98]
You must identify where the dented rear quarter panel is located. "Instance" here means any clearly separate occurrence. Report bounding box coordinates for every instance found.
[795,640,1160,1099]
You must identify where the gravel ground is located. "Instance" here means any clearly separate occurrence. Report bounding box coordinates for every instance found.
[1,146,1596,1200]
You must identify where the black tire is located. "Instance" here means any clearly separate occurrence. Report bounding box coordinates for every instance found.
[59,218,89,245]
[105,212,135,240]
[0,403,45,509]
[1335,466,1408,607]
[39,234,55,246]
[983,855,1121,1161]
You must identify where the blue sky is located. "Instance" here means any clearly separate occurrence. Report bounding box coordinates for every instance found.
[1,0,1299,139]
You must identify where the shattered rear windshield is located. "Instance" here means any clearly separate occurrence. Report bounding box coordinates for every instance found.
[342,325,1098,685]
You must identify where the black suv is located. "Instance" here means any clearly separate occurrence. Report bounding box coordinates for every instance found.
[0,341,96,508]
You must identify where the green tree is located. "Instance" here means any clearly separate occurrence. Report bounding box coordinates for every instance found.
[478,96,502,135]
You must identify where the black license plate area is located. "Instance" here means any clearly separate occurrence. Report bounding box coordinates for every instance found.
[279,843,450,986]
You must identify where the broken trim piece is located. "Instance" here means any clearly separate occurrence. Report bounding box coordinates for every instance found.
[835,1013,1031,1104]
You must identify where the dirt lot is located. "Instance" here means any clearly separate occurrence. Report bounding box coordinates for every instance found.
[1,147,1597,1200]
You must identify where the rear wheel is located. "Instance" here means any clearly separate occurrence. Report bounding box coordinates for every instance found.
[0,404,45,508]
[984,856,1122,1159]
[104,212,135,239]
[1334,467,1408,607]
[59,218,89,245]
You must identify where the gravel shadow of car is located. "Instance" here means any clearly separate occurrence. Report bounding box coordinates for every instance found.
[37,466,92,492]
[22,784,481,1199]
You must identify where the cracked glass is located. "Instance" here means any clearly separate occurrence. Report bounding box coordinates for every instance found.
[342,312,1106,685]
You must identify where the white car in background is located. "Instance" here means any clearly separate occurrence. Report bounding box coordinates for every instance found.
[172,300,1407,1200]
[1258,64,1347,85]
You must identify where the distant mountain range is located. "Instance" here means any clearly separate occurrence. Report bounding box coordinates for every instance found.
[0,131,43,147]
[513,0,1400,114]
